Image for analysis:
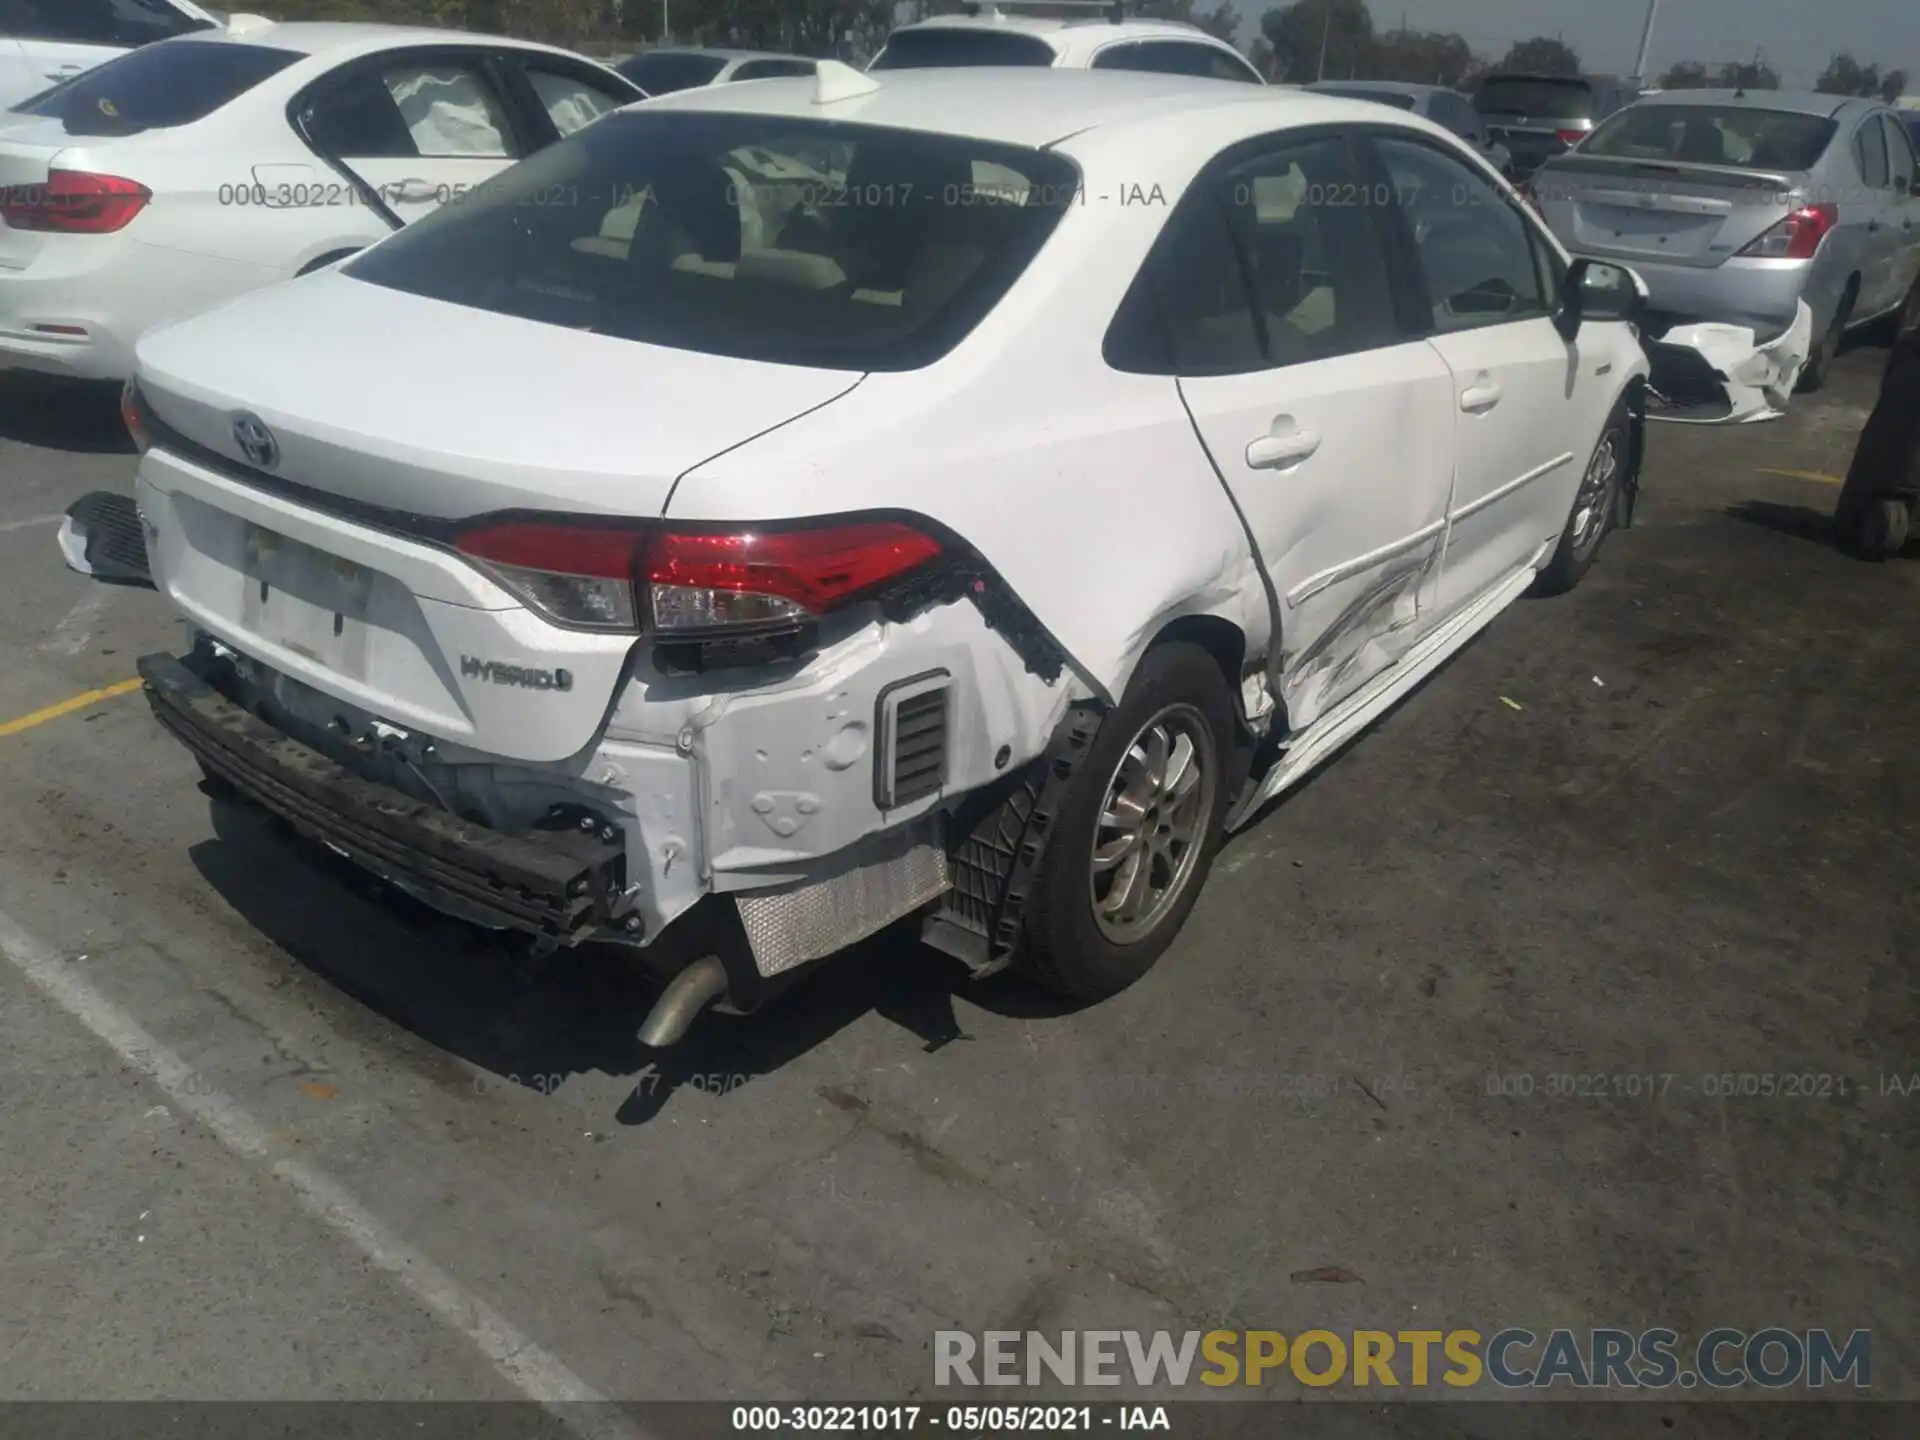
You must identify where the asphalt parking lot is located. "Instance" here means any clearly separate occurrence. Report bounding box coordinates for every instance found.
[0,345,1913,1417]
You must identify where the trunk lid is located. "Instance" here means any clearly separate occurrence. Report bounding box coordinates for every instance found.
[134,271,865,762]
[1535,155,1804,267]
[135,269,864,520]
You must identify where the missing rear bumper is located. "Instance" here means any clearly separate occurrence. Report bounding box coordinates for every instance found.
[1644,300,1813,425]
[137,651,625,940]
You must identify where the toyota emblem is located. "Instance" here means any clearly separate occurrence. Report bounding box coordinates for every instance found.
[232,412,279,470]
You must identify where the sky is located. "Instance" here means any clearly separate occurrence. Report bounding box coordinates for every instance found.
[1237,0,1917,91]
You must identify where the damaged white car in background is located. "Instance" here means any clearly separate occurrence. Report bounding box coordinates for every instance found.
[87,68,1652,1047]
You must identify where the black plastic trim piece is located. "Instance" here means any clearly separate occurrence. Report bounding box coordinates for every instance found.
[927,701,1102,978]
[138,651,623,940]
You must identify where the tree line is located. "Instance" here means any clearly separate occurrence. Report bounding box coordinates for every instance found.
[252,0,1917,97]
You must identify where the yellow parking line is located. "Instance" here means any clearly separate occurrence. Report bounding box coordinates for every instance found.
[0,678,142,740]
[1758,467,1843,486]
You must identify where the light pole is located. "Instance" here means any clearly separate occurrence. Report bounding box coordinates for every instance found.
[1631,0,1659,85]
[662,0,671,45]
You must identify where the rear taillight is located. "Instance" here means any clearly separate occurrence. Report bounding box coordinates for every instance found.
[451,518,943,640]
[1554,128,1585,146]
[120,379,150,453]
[644,522,941,633]
[0,170,151,234]
[454,522,650,631]
[1737,203,1839,261]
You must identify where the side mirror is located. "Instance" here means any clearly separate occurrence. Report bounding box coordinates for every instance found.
[1557,256,1648,339]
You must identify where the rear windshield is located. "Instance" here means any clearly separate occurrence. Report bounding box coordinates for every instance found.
[1314,87,1417,110]
[12,40,302,136]
[1583,105,1837,171]
[615,51,728,94]
[868,29,1058,70]
[1475,77,1594,119]
[343,111,1082,372]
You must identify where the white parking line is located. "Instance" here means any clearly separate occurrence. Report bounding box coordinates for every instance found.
[0,513,62,534]
[0,907,651,1440]
[40,588,113,657]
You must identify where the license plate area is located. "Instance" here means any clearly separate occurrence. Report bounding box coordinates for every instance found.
[241,523,379,674]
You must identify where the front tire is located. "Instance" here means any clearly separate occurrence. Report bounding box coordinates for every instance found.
[1017,643,1234,1000]
[1533,397,1629,597]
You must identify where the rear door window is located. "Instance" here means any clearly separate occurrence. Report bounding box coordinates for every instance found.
[343,111,1083,372]
[1886,114,1917,192]
[1853,116,1889,188]
[0,0,212,46]
[303,58,521,160]
[521,62,631,137]
[868,29,1057,70]
[12,38,300,135]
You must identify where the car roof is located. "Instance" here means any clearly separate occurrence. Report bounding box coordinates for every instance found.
[885,12,1231,58]
[1626,88,1862,117]
[631,66,1383,148]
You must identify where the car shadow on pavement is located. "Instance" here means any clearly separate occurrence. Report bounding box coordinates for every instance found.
[1725,498,1836,547]
[189,793,1086,1127]
[1726,498,1920,561]
[0,374,134,454]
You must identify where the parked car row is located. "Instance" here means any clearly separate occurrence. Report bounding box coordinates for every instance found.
[27,17,1655,1044]
[0,0,235,110]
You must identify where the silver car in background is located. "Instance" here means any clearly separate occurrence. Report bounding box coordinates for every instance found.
[1532,90,1920,393]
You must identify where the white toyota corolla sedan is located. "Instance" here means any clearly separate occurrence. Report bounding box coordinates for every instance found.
[0,20,641,381]
[120,64,1652,1045]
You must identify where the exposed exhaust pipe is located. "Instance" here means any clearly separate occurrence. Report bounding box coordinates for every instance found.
[636,954,729,1048]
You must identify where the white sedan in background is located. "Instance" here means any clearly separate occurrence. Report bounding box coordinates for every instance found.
[0,0,239,109]
[0,20,641,381]
[114,67,1651,1046]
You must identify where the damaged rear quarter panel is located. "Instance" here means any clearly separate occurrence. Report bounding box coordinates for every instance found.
[603,600,1076,881]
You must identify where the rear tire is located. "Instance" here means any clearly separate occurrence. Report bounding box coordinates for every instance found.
[1841,498,1913,561]
[1016,643,1234,1000]
[1533,397,1629,597]
[1798,287,1854,394]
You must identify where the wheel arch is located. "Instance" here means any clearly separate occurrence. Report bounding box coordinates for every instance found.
[1139,612,1279,744]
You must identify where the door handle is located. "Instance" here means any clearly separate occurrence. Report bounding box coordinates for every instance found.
[1460,381,1504,414]
[385,178,440,203]
[1245,425,1321,470]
